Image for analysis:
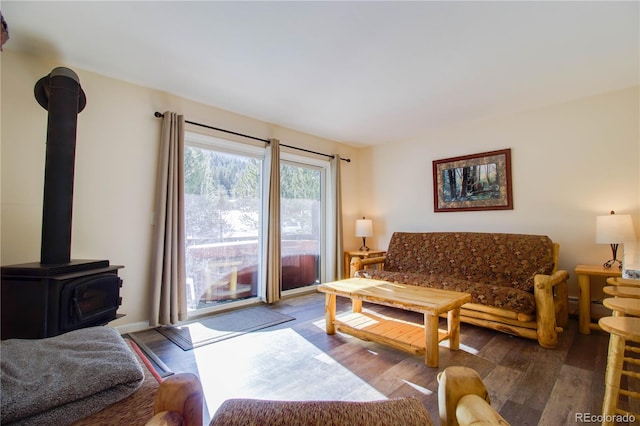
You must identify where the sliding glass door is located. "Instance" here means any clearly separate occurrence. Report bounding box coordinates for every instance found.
[183,132,330,312]
[280,158,325,292]
[184,133,263,312]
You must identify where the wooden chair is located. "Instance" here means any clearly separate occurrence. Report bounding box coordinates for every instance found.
[598,316,640,425]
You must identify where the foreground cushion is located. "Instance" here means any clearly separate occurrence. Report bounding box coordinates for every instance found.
[210,397,433,426]
[1,326,144,425]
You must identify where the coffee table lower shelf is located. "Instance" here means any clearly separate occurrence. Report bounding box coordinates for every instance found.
[334,311,448,356]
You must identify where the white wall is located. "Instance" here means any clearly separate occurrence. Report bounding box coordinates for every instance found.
[1,50,360,329]
[360,86,640,296]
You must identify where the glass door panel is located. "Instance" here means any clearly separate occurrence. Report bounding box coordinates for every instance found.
[184,144,262,311]
[280,162,322,291]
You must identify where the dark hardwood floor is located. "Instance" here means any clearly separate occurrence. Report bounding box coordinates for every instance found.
[131,291,614,425]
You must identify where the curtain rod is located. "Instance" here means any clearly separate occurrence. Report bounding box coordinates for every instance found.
[154,112,350,162]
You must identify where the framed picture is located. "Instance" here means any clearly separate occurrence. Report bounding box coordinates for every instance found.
[433,148,512,212]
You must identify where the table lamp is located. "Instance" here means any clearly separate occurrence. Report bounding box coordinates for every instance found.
[355,217,373,251]
[596,210,636,269]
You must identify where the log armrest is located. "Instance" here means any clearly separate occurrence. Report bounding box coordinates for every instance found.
[438,366,509,426]
[533,269,570,349]
[146,373,204,426]
[350,256,386,278]
[456,395,510,426]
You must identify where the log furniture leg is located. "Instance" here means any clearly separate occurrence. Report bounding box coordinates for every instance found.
[425,312,440,368]
[575,265,623,334]
[325,293,336,335]
[448,307,461,351]
[578,273,592,334]
[534,274,559,349]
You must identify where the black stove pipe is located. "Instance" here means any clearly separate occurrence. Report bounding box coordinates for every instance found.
[34,67,86,265]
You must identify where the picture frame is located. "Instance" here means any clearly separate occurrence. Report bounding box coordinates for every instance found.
[432,148,512,212]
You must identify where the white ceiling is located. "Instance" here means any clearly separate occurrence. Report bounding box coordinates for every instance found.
[2,1,638,146]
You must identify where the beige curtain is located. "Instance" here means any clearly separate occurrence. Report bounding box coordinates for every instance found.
[328,154,344,281]
[263,138,282,303]
[149,111,187,326]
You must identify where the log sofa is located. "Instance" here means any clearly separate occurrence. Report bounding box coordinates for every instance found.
[350,232,569,348]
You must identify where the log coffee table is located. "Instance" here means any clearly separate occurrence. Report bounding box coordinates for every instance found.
[317,278,471,367]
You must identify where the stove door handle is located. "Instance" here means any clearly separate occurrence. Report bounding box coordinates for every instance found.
[72,298,84,321]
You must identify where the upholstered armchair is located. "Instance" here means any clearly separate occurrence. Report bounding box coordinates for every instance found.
[147,367,509,426]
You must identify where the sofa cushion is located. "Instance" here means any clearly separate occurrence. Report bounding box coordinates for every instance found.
[210,397,434,426]
[356,269,537,315]
[384,232,555,293]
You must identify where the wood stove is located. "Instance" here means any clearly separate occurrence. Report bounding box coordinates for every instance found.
[1,261,123,339]
[1,67,124,339]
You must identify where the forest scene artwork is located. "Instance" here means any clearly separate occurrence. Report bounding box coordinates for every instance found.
[433,149,512,212]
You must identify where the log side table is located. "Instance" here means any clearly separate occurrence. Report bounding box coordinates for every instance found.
[575,264,622,334]
[343,250,386,279]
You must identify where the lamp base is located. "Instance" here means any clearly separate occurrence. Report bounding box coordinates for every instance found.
[604,243,623,269]
[603,258,623,270]
[359,237,370,252]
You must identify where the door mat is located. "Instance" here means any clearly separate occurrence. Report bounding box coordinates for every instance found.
[156,306,295,350]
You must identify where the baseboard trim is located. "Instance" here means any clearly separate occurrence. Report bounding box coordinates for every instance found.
[114,321,153,335]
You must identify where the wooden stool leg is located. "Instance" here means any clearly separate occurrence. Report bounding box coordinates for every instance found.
[602,333,626,426]
[630,352,640,424]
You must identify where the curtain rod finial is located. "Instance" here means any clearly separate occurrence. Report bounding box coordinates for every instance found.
[154,111,163,118]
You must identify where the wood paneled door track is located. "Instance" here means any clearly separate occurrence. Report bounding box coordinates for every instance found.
[318,278,471,367]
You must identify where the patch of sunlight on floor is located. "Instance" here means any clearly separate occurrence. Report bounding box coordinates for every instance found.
[313,352,337,365]
[457,342,479,355]
[312,318,326,329]
[192,327,387,418]
[438,340,479,355]
[402,379,433,395]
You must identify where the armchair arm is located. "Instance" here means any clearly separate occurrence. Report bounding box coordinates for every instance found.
[456,394,510,426]
[437,366,509,426]
[534,270,569,349]
[349,256,386,278]
[146,373,204,426]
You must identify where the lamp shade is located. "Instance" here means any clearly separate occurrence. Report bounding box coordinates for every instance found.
[596,214,636,243]
[355,219,373,238]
